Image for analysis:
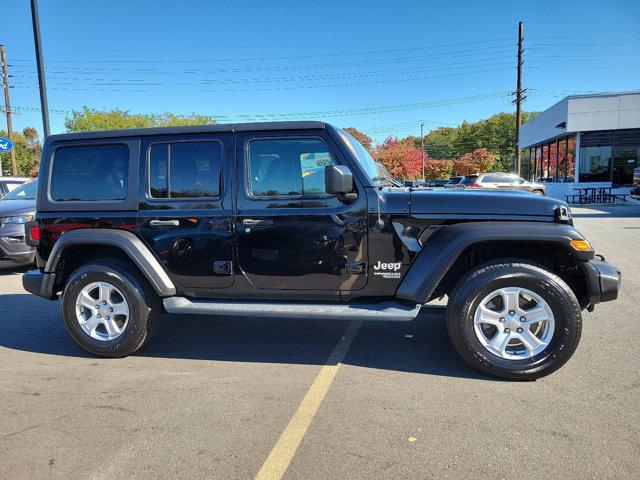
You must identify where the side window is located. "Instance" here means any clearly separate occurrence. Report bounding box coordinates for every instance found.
[504,175,520,184]
[247,138,337,197]
[50,144,129,201]
[149,141,222,199]
[483,174,503,183]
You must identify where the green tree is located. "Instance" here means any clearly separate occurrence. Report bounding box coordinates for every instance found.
[0,128,42,177]
[64,107,217,132]
[417,111,539,172]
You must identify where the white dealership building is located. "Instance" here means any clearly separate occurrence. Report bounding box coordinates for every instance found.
[520,91,640,199]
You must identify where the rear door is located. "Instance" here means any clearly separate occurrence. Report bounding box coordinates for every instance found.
[234,130,368,292]
[137,133,234,291]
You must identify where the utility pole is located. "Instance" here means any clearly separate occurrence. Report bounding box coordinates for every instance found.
[513,21,525,176]
[420,122,425,181]
[30,0,50,138]
[1,45,17,176]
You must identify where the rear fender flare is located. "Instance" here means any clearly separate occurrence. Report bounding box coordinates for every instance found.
[45,228,176,297]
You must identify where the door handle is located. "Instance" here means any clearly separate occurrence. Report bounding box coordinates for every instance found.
[149,219,180,228]
[242,219,274,226]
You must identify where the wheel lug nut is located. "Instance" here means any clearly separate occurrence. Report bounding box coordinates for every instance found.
[499,317,505,323]
[504,328,510,333]
[520,316,526,322]
[508,310,515,316]
[517,327,524,333]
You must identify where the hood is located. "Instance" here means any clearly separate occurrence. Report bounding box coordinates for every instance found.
[408,188,563,218]
[0,199,36,217]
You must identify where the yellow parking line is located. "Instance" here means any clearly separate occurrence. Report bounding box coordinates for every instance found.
[255,320,362,480]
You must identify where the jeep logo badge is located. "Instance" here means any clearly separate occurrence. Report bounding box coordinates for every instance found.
[373,260,401,279]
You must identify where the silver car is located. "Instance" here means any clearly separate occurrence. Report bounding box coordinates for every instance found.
[0,179,37,264]
[460,173,546,195]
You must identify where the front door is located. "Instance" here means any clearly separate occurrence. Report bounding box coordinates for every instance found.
[612,145,637,186]
[235,131,368,292]
[137,133,235,291]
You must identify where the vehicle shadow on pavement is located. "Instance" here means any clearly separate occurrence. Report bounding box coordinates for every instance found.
[0,294,488,380]
[0,263,32,276]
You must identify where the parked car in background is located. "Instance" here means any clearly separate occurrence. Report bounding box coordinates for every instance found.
[403,180,428,188]
[443,176,464,188]
[461,173,547,195]
[0,177,30,197]
[632,167,640,199]
[0,179,37,264]
[428,179,448,188]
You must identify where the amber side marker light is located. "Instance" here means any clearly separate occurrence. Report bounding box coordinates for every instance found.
[570,240,591,251]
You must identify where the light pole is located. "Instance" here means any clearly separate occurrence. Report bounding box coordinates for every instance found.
[30,0,50,138]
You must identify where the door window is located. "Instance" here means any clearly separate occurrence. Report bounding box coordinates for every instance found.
[247,138,336,197]
[149,141,222,199]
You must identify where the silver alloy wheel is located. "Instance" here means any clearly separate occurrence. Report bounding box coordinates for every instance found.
[75,281,130,341]
[473,287,555,360]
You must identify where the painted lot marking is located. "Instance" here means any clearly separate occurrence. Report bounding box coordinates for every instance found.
[255,320,362,480]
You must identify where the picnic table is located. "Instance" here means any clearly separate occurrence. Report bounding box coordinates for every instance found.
[565,187,628,204]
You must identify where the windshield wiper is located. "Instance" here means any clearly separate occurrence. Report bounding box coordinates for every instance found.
[371,176,403,188]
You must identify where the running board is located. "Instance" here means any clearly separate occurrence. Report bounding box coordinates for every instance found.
[163,297,421,322]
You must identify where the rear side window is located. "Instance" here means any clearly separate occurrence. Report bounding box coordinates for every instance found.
[248,138,337,197]
[149,141,222,199]
[50,144,129,201]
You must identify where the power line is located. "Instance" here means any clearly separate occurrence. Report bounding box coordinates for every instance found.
[10,59,515,87]
[11,66,515,93]
[9,46,517,74]
[11,90,512,121]
[8,37,516,64]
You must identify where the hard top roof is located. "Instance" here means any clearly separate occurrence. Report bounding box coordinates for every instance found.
[47,121,329,142]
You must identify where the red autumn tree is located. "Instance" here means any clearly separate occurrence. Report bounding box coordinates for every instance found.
[452,148,497,175]
[374,136,424,179]
[343,127,374,152]
[423,159,453,180]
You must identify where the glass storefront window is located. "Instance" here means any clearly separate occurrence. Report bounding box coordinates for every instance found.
[579,131,613,183]
[579,145,612,182]
[612,129,640,186]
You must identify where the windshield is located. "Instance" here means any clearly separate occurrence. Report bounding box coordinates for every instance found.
[459,175,479,185]
[3,180,37,200]
[337,130,398,187]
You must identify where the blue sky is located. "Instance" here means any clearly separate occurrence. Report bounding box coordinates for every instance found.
[3,0,639,142]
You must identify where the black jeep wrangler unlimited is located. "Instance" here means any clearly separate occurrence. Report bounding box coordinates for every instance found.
[22,122,620,379]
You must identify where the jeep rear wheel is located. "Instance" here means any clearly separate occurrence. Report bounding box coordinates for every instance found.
[61,259,161,357]
[446,260,582,380]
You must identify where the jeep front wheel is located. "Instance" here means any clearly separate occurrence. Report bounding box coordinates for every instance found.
[61,260,161,357]
[446,260,582,380]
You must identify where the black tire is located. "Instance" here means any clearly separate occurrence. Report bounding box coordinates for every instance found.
[532,189,545,196]
[61,259,162,357]
[446,260,582,380]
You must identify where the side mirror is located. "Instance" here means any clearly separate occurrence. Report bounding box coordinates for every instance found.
[325,165,354,194]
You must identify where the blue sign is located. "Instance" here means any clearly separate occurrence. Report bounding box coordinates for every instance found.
[0,136,14,153]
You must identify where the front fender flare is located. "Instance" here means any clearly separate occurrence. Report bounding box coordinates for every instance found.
[44,228,176,297]
[396,221,592,303]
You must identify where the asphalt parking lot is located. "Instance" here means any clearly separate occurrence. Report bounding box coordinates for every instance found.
[1,204,639,480]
